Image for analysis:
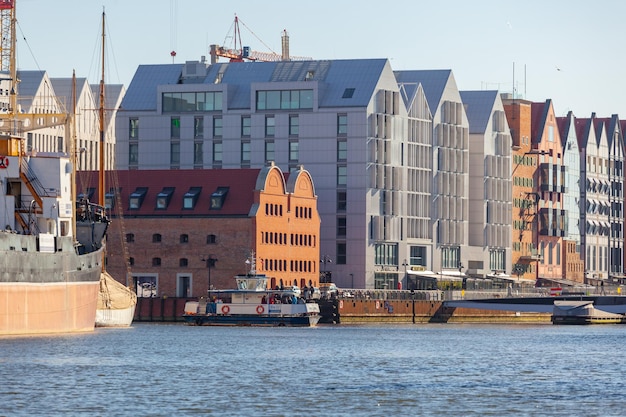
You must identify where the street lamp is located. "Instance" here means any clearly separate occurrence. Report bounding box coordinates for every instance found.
[201,255,218,298]
[320,255,332,283]
[402,259,409,290]
[411,289,416,324]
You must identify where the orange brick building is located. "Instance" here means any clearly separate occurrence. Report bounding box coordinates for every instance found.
[503,97,540,282]
[77,163,320,298]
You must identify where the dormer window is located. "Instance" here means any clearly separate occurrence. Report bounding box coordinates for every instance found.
[183,187,201,209]
[342,88,355,99]
[129,187,148,209]
[305,70,314,81]
[210,186,229,210]
[156,187,175,209]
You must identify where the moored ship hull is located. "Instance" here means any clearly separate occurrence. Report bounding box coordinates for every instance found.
[0,233,104,336]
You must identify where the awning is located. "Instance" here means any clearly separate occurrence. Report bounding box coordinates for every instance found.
[407,270,439,279]
[407,270,462,281]
[539,277,588,287]
[489,274,536,284]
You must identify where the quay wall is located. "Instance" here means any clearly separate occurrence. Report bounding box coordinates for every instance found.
[132,297,552,324]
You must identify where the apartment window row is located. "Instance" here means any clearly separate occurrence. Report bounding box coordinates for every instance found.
[126,233,217,244]
[265,203,284,217]
[295,206,312,219]
[256,89,313,111]
[513,176,534,187]
[259,258,316,273]
[587,199,610,215]
[512,154,539,166]
[262,232,288,245]
[587,178,610,193]
[146,257,219,269]
[374,243,398,266]
[162,91,223,112]
[586,221,610,236]
[512,220,529,231]
[513,197,535,209]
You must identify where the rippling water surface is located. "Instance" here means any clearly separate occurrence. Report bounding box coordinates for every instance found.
[1,323,625,416]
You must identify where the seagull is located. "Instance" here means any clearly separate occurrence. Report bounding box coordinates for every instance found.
[555,66,562,72]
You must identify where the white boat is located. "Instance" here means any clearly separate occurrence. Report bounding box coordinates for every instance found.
[91,9,136,328]
[95,271,137,327]
[183,256,320,327]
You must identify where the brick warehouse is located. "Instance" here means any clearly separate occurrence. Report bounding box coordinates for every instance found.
[76,163,320,298]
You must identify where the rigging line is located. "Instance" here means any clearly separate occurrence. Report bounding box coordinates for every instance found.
[15,21,42,72]
[238,17,278,56]
[103,12,122,85]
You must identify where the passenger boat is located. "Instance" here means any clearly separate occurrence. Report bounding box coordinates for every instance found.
[0,1,108,335]
[183,257,320,327]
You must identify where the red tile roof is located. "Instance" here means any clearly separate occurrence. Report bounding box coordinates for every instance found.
[76,169,262,217]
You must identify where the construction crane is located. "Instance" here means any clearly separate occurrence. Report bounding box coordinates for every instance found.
[209,15,311,64]
[0,0,66,135]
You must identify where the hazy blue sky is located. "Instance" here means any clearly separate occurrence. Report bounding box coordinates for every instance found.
[16,0,626,118]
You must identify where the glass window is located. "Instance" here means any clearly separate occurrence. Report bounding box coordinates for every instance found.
[337,217,346,237]
[337,191,347,211]
[241,141,251,163]
[129,118,139,139]
[241,116,251,137]
[338,114,348,135]
[289,115,299,136]
[213,116,223,138]
[265,140,275,162]
[337,139,347,161]
[374,243,398,266]
[256,89,313,110]
[170,142,180,165]
[289,140,299,161]
[213,141,222,163]
[194,117,204,138]
[336,242,346,265]
[194,142,203,165]
[337,165,347,186]
[129,143,138,165]
[171,117,180,138]
[265,115,275,137]
[162,91,222,112]
[410,246,426,266]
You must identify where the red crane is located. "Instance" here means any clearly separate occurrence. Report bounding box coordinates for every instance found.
[209,15,311,64]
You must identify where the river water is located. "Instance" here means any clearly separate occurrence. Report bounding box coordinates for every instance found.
[1,323,625,416]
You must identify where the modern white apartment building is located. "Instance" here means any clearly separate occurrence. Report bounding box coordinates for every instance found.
[115,58,514,289]
[460,90,512,279]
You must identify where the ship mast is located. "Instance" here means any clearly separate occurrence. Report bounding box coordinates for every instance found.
[98,8,106,206]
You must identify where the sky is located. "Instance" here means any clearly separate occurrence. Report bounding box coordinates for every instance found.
[15,0,626,118]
